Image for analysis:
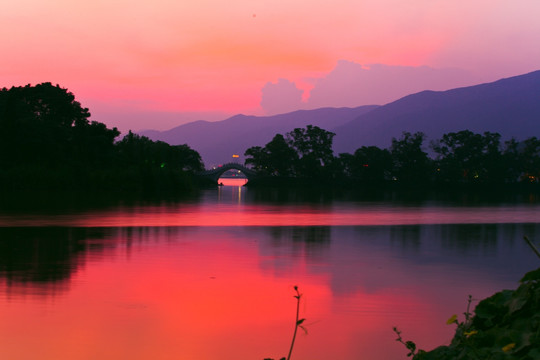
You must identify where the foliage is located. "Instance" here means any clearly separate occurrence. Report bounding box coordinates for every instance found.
[0,82,119,168]
[0,83,204,196]
[286,125,336,178]
[245,134,297,176]
[432,130,506,183]
[390,131,432,184]
[116,131,204,172]
[396,248,540,360]
[507,137,540,183]
[245,125,335,179]
[337,146,393,184]
[245,126,540,190]
[245,146,269,174]
[351,146,393,183]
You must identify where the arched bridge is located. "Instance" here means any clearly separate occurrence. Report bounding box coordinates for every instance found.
[197,162,259,183]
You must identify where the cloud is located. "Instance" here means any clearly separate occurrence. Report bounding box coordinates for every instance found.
[260,78,304,115]
[305,60,480,108]
[258,62,481,115]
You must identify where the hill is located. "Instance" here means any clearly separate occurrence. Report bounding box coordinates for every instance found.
[139,106,378,166]
[140,70,540,166]
[332,70,540,153]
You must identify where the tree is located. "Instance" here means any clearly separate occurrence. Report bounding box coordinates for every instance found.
[0,83,119,167]
[116,131,204,172]
[244,134,297,176]
[507,137,540,183]
[432,131,503,183]
[286,125,335,166]
[0,82,91,128]
[520,137,540,182]
[264,134,298,176]
[390,132,432,184]
[351,146,392,184]
[286,125,336,178]
[244,146,270,174]
[0,83,205,194]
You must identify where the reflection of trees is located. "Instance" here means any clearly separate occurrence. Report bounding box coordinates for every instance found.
[256,226,332,279]
[325,225,540,297]
[0,228,108,286]
[439,224,498,255]
[0,226,198,295]
[246,187,336,205]
[389,225,422,251]
[268,226,331,244]
[260,226,331,269]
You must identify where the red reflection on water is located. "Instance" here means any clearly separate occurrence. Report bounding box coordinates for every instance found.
[1,203,540,227]
[218,178,248,186]
[0,227,517,360]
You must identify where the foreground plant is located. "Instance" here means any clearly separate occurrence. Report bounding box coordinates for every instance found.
[265,285,306,360]
[395,237,540,359]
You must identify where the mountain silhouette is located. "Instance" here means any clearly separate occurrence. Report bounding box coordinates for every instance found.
[140,70,540,166]
[140,106,377,166]
[333,70,540,153]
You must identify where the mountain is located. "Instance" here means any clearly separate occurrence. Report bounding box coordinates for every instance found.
[140,70,540,166]
[139,106,378,166]
[332,70,540,153]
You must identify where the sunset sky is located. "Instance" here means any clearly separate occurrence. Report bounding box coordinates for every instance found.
[2,0,539,132]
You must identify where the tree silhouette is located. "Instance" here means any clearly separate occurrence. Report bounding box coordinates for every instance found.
[515,137,540,182]
[286,125,335,178]
[350,146,392,183]
[0,83,119,168]
[432,130,503,183]
[390,132,432,184]
[116,131,204,172]
[0,83,203,195]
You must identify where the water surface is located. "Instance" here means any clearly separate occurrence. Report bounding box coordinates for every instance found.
[0,185,539,360]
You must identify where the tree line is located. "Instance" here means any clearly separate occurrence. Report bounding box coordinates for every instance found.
[244,126,540,187]
[0,83,204,196]
[2,83,539,195]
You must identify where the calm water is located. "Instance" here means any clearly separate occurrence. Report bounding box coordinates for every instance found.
[1,183,540,360]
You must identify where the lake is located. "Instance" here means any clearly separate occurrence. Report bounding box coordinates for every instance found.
[1,183,539,360]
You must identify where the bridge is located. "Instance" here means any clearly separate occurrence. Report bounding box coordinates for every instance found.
[197,162,259,184]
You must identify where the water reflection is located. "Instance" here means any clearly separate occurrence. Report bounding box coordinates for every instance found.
[2,201,540,227]
[0,228,108,286]
[1,207,540,359]
[1,224,537,290]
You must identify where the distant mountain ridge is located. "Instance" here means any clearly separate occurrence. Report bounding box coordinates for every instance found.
[333,70,540,153]
[140,70,540,166]
[140,106,378,166]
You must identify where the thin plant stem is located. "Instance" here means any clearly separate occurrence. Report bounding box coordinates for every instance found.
[464,295,473,323]
[524,236,540,259]
[287,286,302,360]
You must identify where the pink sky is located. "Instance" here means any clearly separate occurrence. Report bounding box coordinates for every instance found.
[1,0,539,132]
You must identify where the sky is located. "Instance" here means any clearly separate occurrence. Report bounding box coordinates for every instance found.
[1,0,540,133]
